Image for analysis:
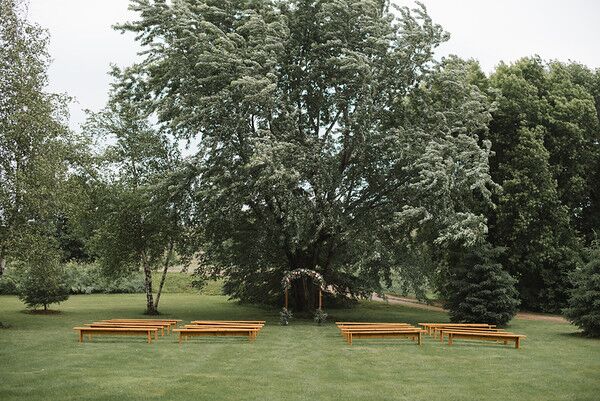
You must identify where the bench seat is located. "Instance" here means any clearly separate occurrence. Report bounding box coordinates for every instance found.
[173,328,260,343]
[446,331,526,348]
[85,322,169,337]
[73,326,158,343]
[343,329,424,345]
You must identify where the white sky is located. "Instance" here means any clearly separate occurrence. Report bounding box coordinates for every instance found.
[27,0,600,130]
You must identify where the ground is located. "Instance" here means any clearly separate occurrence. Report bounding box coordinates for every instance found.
[0,294,599,401]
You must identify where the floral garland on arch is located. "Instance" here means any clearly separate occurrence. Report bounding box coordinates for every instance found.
[281,268,325,290]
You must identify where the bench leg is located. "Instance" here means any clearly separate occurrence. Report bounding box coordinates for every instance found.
[147,332,152,344]
[79,331,83,343]
[515,338,520,349]
[418,332,422,346]
[448,334,453,346]
[178,333,182,344]
[348,333,352,345]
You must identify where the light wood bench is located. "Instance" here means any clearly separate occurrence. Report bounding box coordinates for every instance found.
[343,328,424,345]
[437,327,506,341]
[73,327,159,343]
[173,327,260,343]
[184,324,263,336]
[446,331,526,349]
[85,322,170,337]
[190,320,265,325]
[101,319,180,333]
[419,323,495,335]
[336,322,413,325]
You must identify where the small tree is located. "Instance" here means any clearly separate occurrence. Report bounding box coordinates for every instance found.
[84,77,187,315]
[16,238,69,311]
[563,242,600,337]
[442,242,520,326]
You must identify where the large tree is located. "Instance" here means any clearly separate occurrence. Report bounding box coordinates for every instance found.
[487,58,589,312]
[0,0,74,280]
[115,0,497,310]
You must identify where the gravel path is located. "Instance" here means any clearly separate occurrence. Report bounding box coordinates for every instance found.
[373,294,568,323]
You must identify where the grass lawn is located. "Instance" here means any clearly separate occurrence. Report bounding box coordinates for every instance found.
[1,294,599,401]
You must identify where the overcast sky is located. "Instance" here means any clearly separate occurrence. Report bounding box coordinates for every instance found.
[27,0,600,130]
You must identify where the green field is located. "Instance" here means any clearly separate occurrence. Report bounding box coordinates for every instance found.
[0,294,599,401]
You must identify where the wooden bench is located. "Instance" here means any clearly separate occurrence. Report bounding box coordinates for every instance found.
[85,322,170,337]
[184,324,264,336]
[101,319,180,333]
[437,327,506,342]
[73,327,159,343]
[190,320,265,325]
[173,327,260,343]
[446,331,526,349]
[343,328,424,345]
[336,322,413,326]
[419,323,495,335]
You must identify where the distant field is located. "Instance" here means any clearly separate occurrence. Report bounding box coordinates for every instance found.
[152,273,224,295]
[0,294,599,401]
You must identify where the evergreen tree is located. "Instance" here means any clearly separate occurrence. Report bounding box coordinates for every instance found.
[16,235,69,311]
[564,242,600,337]
[442,241,519,326]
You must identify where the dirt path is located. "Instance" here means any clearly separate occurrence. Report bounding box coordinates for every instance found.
[373,294,568,323]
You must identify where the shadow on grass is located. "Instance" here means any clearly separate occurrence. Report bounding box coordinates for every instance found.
[555,331,599,339]
[21,309,62,315]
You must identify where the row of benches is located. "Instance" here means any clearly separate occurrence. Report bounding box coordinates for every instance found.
[336,322,526,348]
[73,319,266,343]
[73,319,526,348]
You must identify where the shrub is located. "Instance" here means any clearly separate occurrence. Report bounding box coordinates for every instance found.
[279,307,293,325]
[563,242,600,337]
[63,262,145,294]
[0,267,20,295]
[313,309,328,325]
[16,249,70,311]
[442,242,520,326]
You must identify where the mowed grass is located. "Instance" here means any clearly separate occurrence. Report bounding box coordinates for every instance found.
[0,294,599,401]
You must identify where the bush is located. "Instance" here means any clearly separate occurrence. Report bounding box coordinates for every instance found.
[64,262,145,294]
[313,309,328,325]
[16,248,70,311]
[563,242,600,337]
[279,307,293,325]
[442,242,520,326]
[0,267,20,295]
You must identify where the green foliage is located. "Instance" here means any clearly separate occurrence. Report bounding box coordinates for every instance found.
[83,83,190,313]
[279,307,293,326]
[64,262,145,294]
[0,267,18,295]
[116,0,496,309]
[313,309,328,325]
[441,242,520,326]
[487,57,590,312]
[564,242,600,337]
[15,239,69,310]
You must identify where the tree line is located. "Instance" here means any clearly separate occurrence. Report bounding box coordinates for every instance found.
[0,0,598,335]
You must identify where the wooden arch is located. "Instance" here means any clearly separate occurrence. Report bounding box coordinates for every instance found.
[281,268,325,310]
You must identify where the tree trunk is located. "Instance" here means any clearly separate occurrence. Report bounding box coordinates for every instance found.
[154,241,174,311]
[291,279,317,312]
[141,252,158,315]
[0,253,5,277]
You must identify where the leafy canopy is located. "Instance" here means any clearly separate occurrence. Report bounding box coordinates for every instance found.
[115,0,497,308]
